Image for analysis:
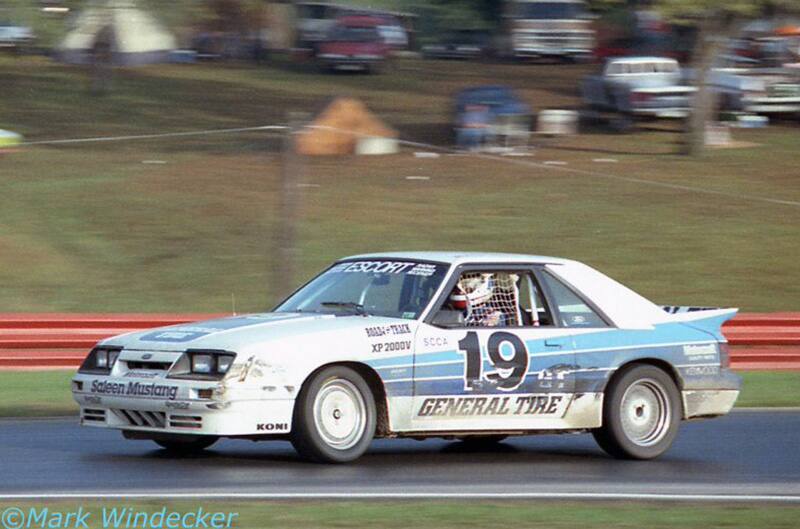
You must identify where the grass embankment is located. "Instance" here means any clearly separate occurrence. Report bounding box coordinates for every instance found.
[0,501,797,528]
[2,57,799,312]
[0,370,796,418]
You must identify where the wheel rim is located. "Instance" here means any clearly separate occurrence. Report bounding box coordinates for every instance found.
[619,378,671,447]
[312,378,367,451]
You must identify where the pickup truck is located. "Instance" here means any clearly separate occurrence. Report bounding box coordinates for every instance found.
[582,57,695,130]
[707,56,800,117]
[316,15,390,73]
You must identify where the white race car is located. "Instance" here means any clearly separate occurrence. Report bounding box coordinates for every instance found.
[72,252,740,462]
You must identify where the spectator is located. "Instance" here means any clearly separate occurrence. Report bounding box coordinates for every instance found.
[457,104,491,150]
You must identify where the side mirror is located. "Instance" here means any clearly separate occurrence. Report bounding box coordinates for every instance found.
[431,309,465,328]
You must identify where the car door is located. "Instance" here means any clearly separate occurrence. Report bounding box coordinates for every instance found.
[409,266,577,432]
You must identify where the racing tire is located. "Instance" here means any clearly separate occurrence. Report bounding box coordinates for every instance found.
[153,435,218,453]
[592,364,681,460]
[291,365,376,463]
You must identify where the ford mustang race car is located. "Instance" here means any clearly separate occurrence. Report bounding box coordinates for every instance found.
[72,252,740,462]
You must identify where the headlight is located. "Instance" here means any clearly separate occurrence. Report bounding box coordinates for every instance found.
[171,350,238,379]
[78,346,123,374]
[217,354,235,374]
[96,350,108,368]
[192,354,214,374]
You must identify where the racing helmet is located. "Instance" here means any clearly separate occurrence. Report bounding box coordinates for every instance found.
[449,274,494,310]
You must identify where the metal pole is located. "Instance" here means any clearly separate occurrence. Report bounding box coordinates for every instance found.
[272,112,304,305]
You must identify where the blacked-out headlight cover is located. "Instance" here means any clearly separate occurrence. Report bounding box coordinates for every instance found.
[78,346,123,374]
[170,350,237,379]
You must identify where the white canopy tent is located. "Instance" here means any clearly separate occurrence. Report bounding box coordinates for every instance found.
[57,0,176,65]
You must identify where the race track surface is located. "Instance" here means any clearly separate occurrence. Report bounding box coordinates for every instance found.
[0,411,798,498]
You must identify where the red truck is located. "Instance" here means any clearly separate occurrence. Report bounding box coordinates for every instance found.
[316,15,390,73]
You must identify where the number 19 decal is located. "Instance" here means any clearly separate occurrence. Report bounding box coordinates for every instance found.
[457,331,529,391]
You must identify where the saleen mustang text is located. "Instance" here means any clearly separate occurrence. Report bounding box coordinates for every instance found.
[72,252,740,462]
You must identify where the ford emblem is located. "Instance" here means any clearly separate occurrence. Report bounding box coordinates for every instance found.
[142,353,153,360]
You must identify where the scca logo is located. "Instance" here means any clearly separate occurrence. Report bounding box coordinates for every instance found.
[257,423,288,432]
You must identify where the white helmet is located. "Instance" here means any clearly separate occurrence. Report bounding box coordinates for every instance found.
[450,274,494,310]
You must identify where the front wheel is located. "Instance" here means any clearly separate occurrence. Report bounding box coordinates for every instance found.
[291,366,376,463]
[592,364,681,459]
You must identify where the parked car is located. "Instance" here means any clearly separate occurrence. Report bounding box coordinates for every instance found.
[582,56,695,131]
[316,15,390,72]
[422,29,493,60]
[71,252,740,463]
[0,21,34,53]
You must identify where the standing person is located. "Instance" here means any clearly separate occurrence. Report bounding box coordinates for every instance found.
[457,104,492,151]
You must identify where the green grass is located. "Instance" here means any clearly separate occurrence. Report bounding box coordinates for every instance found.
[0,371,78,417]
[1,56,799,312]
[0,500,797,528]
[0,370,796,418]
[736,371,800,408]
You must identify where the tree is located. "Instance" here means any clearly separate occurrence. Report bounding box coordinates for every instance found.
[652,0,798,155]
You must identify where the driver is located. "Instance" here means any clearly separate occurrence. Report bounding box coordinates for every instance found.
[448,274,506,327]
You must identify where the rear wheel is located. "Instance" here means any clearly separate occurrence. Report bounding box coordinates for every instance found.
[291,366,376,463]
[593,364,680,459]
[153,434,218,453]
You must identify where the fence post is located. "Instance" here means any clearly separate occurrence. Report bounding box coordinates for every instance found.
[272,112,305,304]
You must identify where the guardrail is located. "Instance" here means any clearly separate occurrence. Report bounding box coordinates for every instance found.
[0,313,798,370]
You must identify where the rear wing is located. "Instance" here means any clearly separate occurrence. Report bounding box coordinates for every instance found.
[661,306,738,341]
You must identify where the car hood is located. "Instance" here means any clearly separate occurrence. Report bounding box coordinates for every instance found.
[100,312,414,353]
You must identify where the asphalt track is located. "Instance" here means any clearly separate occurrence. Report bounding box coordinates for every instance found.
[0,411,798,500]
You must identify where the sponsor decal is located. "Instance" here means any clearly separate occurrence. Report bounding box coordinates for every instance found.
[684,365,720,376]
[422,336,449,348]
[416,394,566,418]
[331,261,416,274]
[83,395,102,405]
[124,371,159,379]
[407,263,438,277]
[330,260,441,277]
[683,344,717,356]
[365,323,411,338]
[90,380,179,400]
[165,401,190,410]
[139,316,278,343]
[683,343,717,361]
[256,422,288,432]
[371,340,411,353]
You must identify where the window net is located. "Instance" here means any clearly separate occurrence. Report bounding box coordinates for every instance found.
[458,272,522,327]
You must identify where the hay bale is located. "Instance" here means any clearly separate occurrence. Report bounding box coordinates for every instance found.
[296,97,398,156]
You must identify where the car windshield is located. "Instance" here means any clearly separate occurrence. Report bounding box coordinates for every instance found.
[275,260,449,319]
[330,25,379,42]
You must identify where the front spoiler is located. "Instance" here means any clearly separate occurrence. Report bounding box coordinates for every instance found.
[72,373,295,436]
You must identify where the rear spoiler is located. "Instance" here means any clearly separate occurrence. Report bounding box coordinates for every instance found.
[661,306,738,340]
[661,306,719,314]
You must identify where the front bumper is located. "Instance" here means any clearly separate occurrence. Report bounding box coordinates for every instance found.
[743,97,800,114]
[631,107,691,119]
[72,374,294,436]
[317,54,383,69]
